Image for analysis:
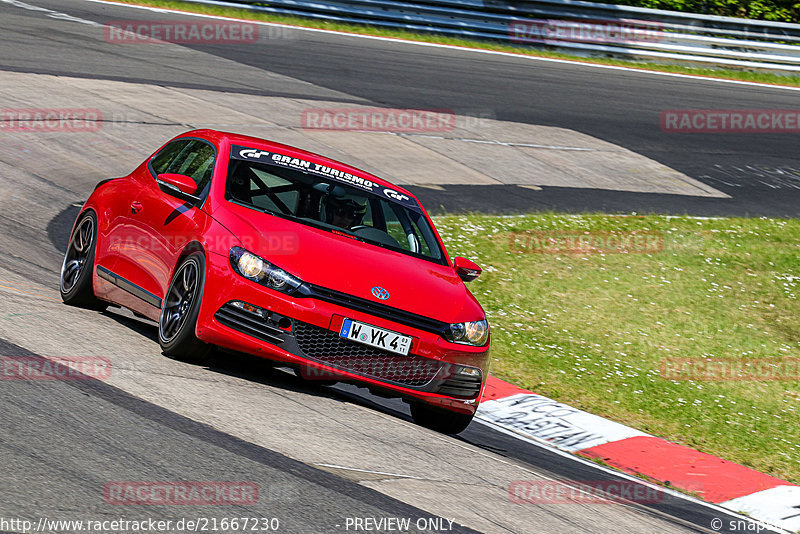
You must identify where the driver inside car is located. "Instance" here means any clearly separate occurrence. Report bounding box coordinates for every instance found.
[321,186,368,229]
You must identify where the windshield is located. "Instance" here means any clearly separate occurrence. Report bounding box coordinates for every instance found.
[227,145,445,263]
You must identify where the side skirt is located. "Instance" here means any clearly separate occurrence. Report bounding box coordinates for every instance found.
[96,265,163,308]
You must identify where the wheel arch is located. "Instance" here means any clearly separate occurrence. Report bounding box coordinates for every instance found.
[158,240,212,360]
[69,207,98,238]
[170,240,207,281]
[70,207,102,269]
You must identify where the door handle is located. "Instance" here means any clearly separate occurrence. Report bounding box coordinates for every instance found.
[130,201,143,214]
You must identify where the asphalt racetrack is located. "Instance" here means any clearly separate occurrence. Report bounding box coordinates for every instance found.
[0,0,794,533]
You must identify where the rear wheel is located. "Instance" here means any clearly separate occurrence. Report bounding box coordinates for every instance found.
[159,253,211,362]
[410,402,474,435]
[59,211,106,310]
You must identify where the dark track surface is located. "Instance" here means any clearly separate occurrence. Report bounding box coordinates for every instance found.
[0,2,788,533]
[406,183,800,216]
[3,0,800,216]
[0,338,478,534]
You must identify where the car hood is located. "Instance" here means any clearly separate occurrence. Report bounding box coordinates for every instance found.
[213,202,485,323]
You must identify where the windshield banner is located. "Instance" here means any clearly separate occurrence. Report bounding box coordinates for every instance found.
[230,145,421,212]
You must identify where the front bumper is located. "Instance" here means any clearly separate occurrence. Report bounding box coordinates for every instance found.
[196,252,490,415]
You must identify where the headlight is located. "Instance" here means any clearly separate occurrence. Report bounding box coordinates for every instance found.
[445,319,489,346]
[237,253,267,281]
[230,247,303,294]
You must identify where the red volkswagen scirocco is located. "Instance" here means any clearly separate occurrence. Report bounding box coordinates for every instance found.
[60,130,490,433]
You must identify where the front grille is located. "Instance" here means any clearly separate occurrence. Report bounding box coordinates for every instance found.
[299,284,450,338]
[437,374,482,399]
[215,303,283,344]
[294,322,441,386]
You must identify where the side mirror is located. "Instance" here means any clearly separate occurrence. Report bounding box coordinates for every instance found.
[454,256,482,282]
[156,173,200,203]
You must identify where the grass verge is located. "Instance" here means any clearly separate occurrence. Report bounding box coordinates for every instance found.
[104,0,800,87]
[433,212,800,484]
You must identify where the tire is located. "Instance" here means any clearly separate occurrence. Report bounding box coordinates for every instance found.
[410,402,474,435]
[59,211,106,310]
[159,253,211,362]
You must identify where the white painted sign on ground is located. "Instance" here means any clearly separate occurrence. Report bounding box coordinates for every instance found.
[476,393,648,452]
[720,485,800,532]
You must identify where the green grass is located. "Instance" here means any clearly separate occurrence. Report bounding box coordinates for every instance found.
[433,213,800,484]
[106,0,800,87]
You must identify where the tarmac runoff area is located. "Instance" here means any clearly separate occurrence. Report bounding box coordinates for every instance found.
[0,69,727,200]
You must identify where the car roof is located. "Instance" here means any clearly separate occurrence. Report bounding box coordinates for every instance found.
[183,128,419,201]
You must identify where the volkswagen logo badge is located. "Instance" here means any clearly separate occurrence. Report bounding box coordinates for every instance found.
[371,286,390,300]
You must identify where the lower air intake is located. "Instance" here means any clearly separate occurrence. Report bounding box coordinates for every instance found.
[294,321,440,387]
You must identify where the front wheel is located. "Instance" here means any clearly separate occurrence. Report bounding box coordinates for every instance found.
[159,253,211,362]
[59,211,106,310]
[410,402,474,435]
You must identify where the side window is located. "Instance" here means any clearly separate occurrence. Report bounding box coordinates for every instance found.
[151,139,216,197]
[150,140,190,175]
[381,203,412,250]
[380,202,439,258]
[171,141,215,190]
[408,215,433,257]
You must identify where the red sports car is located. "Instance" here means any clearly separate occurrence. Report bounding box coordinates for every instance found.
[60,129,490,434]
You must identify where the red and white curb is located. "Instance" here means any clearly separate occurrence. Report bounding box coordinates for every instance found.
[477,376,800,532]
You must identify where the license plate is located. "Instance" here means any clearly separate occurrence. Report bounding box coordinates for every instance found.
[339,319,412,356]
